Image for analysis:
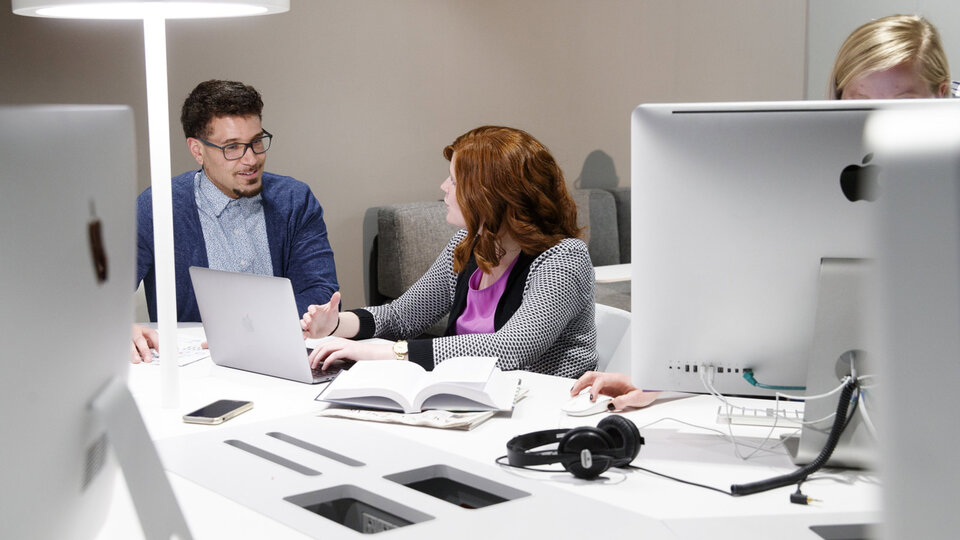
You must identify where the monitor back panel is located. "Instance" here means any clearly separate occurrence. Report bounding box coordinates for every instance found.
[0,105,136,539]
[868,105,960,538]
[630,101,885,396]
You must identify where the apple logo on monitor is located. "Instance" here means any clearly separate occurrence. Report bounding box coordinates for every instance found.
[840,153,880,202]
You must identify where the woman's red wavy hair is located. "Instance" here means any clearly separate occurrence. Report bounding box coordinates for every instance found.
[443,126,582,274]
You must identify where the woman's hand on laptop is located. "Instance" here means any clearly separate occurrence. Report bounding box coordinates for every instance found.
[309,338,395,371]
[301,291,341,338]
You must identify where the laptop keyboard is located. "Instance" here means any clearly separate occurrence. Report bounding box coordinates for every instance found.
[311,360,355,383]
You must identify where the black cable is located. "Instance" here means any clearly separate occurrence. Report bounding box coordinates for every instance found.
[840,389,861,433]
[730,377,859,496]
[626,464,733,496]
[497,454,735,496]
[494,455,568,474]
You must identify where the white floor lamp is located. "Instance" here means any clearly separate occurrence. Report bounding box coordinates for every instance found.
[12,0,290,409]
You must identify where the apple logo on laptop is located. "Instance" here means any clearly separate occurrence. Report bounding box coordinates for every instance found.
[840,154,880,202]
[241,313,255,333]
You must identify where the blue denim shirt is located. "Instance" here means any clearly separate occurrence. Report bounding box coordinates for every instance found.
[194,169,274,277]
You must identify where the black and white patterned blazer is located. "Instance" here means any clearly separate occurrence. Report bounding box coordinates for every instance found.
[352,230,598,378]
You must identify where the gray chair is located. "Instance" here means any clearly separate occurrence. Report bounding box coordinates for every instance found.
[362,201,459,335]
[363,201,458,306]
[571,188,621,266]
[608,186,631,264]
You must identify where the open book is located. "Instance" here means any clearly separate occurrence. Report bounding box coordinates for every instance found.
[315,356,517,414]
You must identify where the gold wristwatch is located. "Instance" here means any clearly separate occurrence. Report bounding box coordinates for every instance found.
[393,340,408,360]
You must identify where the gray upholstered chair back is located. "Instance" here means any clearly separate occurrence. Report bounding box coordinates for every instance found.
[609,187,631,264]
[571,188,620,266]
[376,201,460,300]
[362,201,458,307]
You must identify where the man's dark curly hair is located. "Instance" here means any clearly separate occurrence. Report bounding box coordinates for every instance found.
[180,80,263,139]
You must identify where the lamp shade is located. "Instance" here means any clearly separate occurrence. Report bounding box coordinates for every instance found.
[12,0,289,19]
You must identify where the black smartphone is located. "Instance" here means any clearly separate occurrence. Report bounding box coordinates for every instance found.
[182,399,253,425]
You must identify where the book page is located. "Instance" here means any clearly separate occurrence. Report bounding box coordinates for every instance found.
[413,357,497,408]
[416,370,518,412]
[319,360,427,412]
[428,356,497,386]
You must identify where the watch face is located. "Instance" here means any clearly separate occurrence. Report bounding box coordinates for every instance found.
[393,341,408,356]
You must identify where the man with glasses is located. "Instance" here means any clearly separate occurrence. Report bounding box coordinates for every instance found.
[132,80,338,362]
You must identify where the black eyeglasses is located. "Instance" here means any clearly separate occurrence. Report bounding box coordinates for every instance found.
[197,130,273,160]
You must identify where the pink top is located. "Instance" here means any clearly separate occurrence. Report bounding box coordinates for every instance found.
[455,255,519,335]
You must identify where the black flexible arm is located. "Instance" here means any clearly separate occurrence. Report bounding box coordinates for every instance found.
[730,378,859,496]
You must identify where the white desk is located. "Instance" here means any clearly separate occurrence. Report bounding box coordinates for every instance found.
[593,263,632,283]
[100,327,880,539]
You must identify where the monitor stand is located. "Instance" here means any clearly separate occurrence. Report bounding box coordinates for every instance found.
[785,257,878,469]
[91,376,192,540]
[783,259,879,539]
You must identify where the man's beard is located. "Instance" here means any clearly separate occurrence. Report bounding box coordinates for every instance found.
[233,184,263,198]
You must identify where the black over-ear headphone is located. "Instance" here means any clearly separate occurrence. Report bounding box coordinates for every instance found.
[505,416,644,479]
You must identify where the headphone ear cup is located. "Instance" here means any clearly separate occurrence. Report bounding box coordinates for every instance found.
[598,415,644,468]
[558,426,615,479]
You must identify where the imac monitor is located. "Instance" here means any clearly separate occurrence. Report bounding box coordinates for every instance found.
[629,100,913,398]
[867,106,960,539]
[0,106,136,539]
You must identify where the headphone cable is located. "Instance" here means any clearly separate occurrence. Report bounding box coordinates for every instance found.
[730,377,859,496]
[626,464,733,496]
[494,454,568,474]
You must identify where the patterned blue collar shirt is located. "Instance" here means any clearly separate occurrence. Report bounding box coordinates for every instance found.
[194,169,274,276]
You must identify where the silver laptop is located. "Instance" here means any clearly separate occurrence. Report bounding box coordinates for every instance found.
[189,266,343,384]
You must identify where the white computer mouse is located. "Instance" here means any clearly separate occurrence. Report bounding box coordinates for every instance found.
[561,390,615,416]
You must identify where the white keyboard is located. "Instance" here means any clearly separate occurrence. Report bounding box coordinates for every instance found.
[150,335,211,366]
[716,404,804,428]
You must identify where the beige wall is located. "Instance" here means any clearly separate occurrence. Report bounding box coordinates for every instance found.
[1,0,806,309]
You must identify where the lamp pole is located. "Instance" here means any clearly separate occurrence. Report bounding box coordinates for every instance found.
[143,14,180,407]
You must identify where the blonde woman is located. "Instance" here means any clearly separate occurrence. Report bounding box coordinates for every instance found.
[830,14,951,100]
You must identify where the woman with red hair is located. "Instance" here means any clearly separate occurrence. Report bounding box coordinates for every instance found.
[302,126,597,378]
